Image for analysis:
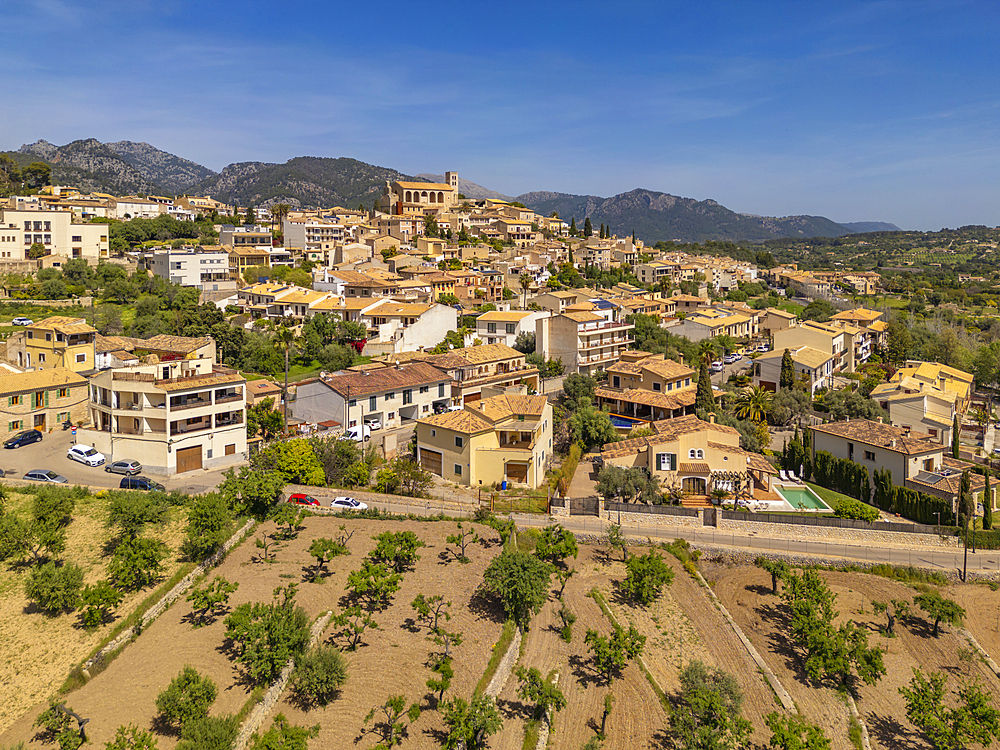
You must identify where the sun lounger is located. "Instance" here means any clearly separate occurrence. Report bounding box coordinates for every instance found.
[778,470,789,482]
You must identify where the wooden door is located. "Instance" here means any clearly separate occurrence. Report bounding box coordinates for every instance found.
[176,445,203,473]
[420,448,442,475]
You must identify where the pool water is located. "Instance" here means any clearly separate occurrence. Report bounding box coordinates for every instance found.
[774,486,830,510]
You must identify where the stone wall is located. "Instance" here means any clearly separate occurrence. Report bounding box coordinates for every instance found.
[718,517,961,548]
[607,508,703,529]
[84,519,255,673]
[233,611,333,750]
[485,627,522,698]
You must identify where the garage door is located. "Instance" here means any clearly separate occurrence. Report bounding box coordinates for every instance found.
[420,448,442,476]
[176,445,203,473]
[506,462,528,484]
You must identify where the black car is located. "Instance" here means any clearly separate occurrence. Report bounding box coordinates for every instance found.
[5,429,42,449]
[120,476,165,491]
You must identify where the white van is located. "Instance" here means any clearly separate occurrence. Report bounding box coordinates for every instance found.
[345,424,371,442]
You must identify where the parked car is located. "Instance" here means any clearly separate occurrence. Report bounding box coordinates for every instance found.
[345,425,371,442]
[723,353,740,364]
[67,444,106,466]
[289,493,320,506]
[105,459,142,476]
[757,343,770,353]
[710,360,724,372]
[4,429,42,449]
[12,317,32,326]
[120,476,164,491]
[24,469,68,483]
[365,418,382,431]
[331,496,368,511]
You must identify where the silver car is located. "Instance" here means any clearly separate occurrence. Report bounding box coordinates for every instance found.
[24,469,68,483]
[105,459,142,476]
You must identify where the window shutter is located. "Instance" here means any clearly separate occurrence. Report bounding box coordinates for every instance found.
[656,453,663,471]
[45,391,50,407]
[6,397,10,407]
[670,453,677,471]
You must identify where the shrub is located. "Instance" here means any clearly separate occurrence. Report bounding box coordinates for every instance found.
[621,550,675,605]
[155,666,218,728]
[290,644,348,707]
[175,715,239,750]
[833,497,880,523]
[25,562,83,614]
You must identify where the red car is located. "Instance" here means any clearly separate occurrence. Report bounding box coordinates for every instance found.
[289,493,320,506]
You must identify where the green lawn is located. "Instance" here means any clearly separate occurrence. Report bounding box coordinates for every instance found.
[804,481,854,509]
[882,297,910,309]
[776,301,804,315]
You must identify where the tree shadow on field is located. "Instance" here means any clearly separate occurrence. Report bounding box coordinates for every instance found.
[421,726,450,745]
[467,591,504,624]
[151,714,181,738]
[569,653,604,689]
[745,582,773,597]
[900,616,937,640]
[867,712,922,750]
[499,697,534,721]
[401,616,422,633]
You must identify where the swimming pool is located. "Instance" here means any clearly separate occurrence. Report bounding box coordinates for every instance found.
[774,485,831,511]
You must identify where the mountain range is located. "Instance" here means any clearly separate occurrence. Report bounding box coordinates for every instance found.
[9,138,900,242]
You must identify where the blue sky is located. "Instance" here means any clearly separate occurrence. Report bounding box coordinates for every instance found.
[3,0,998,230]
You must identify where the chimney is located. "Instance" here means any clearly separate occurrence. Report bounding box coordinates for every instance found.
[678,354,684,366]
[708,412,716,424]
[877,417,883,424]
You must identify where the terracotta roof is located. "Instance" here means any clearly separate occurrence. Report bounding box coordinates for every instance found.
[451,343,523,365]
[28,316,95,334]
[476,311,532,322]
[679,462,711,473]
[638,358,695,380]
[708,441,777,474]
[830,308,883,322]
[809,419,941,455]
[765,308,798,320]
[418,410,493,433]
[158,371,245,392]
[467,393,548,422]
[246,380,281,395]
[563,311,604,323]
[758,346,832,369]
[596,387,701,411]
[141,335,212,354]
[651,414,738,440]
[0,367,86,395]
[319,362,450,398]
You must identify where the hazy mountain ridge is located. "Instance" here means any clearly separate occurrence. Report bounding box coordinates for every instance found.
[10,138,898,241]
[839,221,902,233]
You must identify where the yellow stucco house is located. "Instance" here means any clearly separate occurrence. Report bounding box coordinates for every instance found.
[415,393,552,488]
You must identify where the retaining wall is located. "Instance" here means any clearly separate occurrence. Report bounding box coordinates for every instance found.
[485,627,523,698]
[718,517,961,548]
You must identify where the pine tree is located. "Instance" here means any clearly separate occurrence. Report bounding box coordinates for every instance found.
[952,416,961,459]
[696,360,715,414]
[984,468,993,531]
[584,217,593,237]
[779,349,795,390]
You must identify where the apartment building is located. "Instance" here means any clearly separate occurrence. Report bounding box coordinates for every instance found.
[762,308,799,340]
[890,361,974,414]
[601,414,775,498]
[673,308,753,343]
[149,246,235,292]
[0,368,89,438]
[0,208,109,262]
[294,361,453,431]
[94,334,215,371]
[282,217,345,255]
[7,317,97,373]
[474,310,548,347]
[397,343,540,405]
[415,393,552,488]
[593,351,719,424]
[238,283,338,320]
[113,197,164,220]
[753,346,834,394]
[773,321,852,372]
[633,261,674,286]
[829,308,887,349]
[82,355,247,475]
[536,310,633,376]
[219,225,273,251]
[360,299,458,357]
[869,380,957,446]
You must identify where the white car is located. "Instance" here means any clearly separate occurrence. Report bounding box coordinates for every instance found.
[344,425,371,442]
[723,353,740,364]
[11,317,32,326]
[365,418,382,431]
[710,360,724,373]
[331,496,368,511]
[67,444,106,466]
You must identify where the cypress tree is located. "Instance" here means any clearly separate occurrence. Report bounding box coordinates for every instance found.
[779,349,795,390]
[696,360,715,414]
[569,217,577,236]
[952,415,961,459]
[985,468,994,530]
[584,217,593,238]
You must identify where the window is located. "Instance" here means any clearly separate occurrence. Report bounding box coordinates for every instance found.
[8,395,19,406]
[403,390,412,404]
[612,375,620,388]
[487,322,496,333]
[652,382,661,391]
[455,436,464,448]
[420,385,429,394]
[386,391,395,400]
[506,323,515,334]
[438,383,445,397]
[58,388,68,398]
[688,448,704,459]
[349,399,357,407]
[76,353,86,363]
[388,412,395,420]
[655,453,677,471]
[39,353,46,363]
[8,420,21,431]
[431,429,436,437]
[370,395,377,411]
[57,412,69,422]
[929,429,938,438]
[45,333,51,341]
[454,464,462,476]
[685,378,691,387]
[26,331,32,339]
[864,450,875,461]
[667,382,673,391]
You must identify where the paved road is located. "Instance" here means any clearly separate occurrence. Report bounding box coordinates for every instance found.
[359,495,1000,573]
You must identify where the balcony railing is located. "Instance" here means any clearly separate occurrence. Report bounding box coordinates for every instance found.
[170,398,210,411]
[171,422,211,436]
[579,337,631,350]
[578,320,634,334]
[215,414,244,428]
[214,393,243,404]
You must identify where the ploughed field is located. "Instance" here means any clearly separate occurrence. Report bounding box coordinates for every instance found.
[5,512,1000,750]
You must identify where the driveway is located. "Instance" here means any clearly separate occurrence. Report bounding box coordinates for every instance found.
[0,430,241,493]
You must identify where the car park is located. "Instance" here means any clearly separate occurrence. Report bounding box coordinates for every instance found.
[67,444,106,466]
[331,496,368,511]
[105,459,142,476]
[11,317,32,326]
[289,493,320,506]
[4,429,42,449]
[710,360,724,372]
[120,476,165,491]
[24,469,68,483]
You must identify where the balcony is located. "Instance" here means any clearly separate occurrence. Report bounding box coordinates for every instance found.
[170,397,210,411]
[214,391,243,405]
[215,413,244,428]
[579,337,631,350]
[171,421,211,436]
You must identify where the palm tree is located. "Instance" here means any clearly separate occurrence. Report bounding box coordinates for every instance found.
[519,274,531,309]
[274,326,297,433]
[270,204,290,234]
[698,339,718,364]
[733,385,773,424]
